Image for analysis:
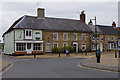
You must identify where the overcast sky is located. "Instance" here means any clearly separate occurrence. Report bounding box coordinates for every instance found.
[0,0,119,42]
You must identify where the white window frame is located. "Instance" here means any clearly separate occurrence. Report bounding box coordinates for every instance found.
[53,43,58,48]
[33,43,43,51]
[53,33,58,41]
[105,36,109,40]
[25,29,32,39]
[63,33,68,41]
[15,43,26,52]
[110,43,114,49]
[46,43,52,52]
[63,43,68,47]
[82,33,86,41]
[73,33,77,41]
[111,36,114,41]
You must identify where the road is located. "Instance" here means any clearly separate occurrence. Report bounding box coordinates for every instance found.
[2,55,118,78]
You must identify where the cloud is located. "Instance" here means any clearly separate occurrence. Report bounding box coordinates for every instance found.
[0,2,118,42]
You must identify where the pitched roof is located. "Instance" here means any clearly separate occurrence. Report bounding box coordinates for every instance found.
[97,25,120,35]
[88,25,120,35]
[3,15,92,37]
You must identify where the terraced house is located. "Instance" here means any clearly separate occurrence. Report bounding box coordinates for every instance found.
[2,8,93,55]
[88,21,120,52]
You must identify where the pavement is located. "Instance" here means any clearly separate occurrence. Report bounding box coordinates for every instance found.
[79,51,119,72]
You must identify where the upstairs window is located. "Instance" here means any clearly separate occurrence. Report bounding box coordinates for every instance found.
[82,33,86,41]
[35,32,41,40]
[63,33,68,41]
[73,33,77,41]
[25,29,32,39]
[111,36,114,40]
[53,33,58,41]
[105,36,109,40]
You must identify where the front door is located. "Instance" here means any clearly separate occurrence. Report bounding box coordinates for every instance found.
[73,42,78,53]
[73,44,77,52]
[27,43,32,54]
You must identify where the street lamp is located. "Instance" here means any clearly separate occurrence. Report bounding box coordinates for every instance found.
[90,16,97,57]
[90,16,100,63]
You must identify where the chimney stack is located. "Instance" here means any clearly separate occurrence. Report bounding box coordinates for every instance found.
[112,22,116,27]
[80,10,86,23]
[37,8,45,18]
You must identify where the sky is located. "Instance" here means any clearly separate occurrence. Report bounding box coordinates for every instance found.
[0,0,119,43]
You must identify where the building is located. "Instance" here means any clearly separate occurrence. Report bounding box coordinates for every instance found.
[2,8,93,55]
[88,21,120,52]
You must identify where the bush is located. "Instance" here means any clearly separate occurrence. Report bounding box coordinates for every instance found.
[69,45,74,53]
[63,46,69,52]
[53,46,59,53]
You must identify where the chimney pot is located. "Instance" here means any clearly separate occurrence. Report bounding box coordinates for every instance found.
[112,22,116,27]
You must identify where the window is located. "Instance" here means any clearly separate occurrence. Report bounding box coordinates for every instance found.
[111,37,114,40]
[25,29,32,39]
[16,43,26,51]
[63,33,68,41]
[73,33,77,41]
[92,36,95,41]
[53,33,58,41]
[110,43,114,49]
[53,43,58,48]
[35,32,41,40]
[82,33,86,41]
[33,43,42,51]
[63,43,68,47]
[105,36,109,40]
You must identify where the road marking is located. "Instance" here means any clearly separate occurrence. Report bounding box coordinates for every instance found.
[77,63,118,73]
[2,61,14,74]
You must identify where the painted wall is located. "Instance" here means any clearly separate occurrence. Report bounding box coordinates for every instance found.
[15,29,24,40]
[33,30,42,40]
[4,30,14,54]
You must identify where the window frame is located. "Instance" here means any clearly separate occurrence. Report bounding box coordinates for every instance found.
[73,33,77,41]
[53,43,58,48]
[25,29,32,39]
[82,33,86,41]
[53,33,58,41]
[33,43,42,51]
[16,43,26,52]
[63,33,68,41]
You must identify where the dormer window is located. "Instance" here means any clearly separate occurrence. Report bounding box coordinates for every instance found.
[25,29,32,39]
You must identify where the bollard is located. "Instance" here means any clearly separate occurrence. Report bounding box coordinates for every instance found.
[59,52,60,57]
[115,51,117,58]
[97,55,100,63]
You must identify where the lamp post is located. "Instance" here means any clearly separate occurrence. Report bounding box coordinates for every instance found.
[90,16,97,57]
[90,16,100,63]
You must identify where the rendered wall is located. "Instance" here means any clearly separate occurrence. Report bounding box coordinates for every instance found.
[4,30,14,54]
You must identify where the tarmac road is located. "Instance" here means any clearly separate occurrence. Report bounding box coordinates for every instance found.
[2,55,118,78]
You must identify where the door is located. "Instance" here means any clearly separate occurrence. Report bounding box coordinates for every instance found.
[73,42,78,53]
[27,43,32,54]
[73,44,77,52]
[100,43,103,52]
[46,43,52,52]
[82,43,86,51]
